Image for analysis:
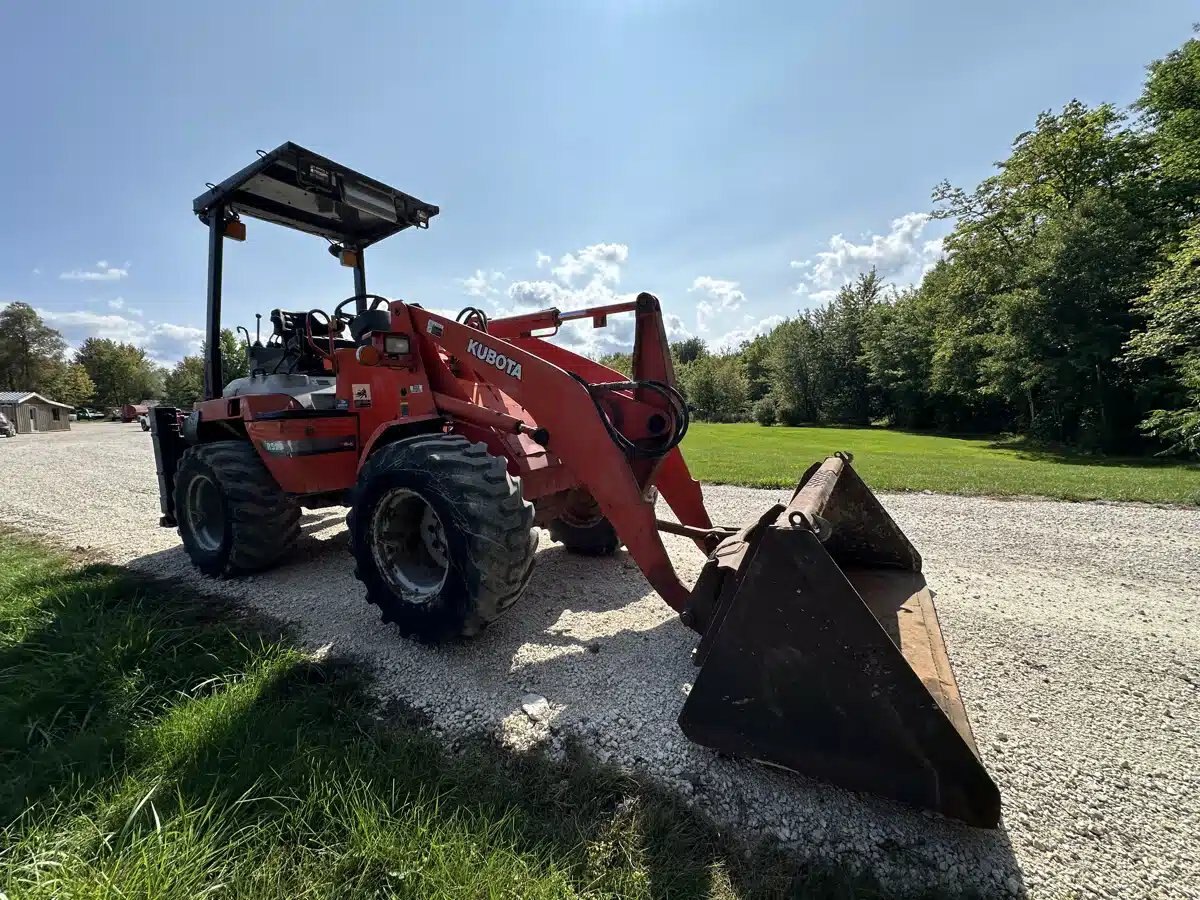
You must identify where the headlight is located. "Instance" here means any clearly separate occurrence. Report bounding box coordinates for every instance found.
[384,334,411,355]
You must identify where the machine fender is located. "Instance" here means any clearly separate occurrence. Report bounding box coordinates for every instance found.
[246,416,359,494]
[357,416,444,472]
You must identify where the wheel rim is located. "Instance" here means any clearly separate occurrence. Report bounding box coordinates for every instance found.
[369,487,450,603]
[185,473,225,552]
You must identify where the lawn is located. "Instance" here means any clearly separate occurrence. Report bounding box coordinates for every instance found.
[682,423,1200,505]
[0,533,964,900]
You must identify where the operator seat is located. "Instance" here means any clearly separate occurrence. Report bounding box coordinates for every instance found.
[270,309,349,342]
[269,308,356,367]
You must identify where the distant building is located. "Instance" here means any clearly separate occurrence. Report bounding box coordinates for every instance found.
[0,391,73,433]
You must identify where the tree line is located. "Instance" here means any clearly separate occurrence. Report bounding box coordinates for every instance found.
[606,32,1200,456]
[0,302,246,412]
[3,33,1195,450]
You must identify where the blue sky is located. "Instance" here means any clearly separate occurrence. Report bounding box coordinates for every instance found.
[1,1,1194,363]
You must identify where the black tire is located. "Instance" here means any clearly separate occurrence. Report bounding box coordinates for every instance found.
[548,517,619,556]
[174,440,301,577]
[548,489,620,556]
[350,434,537,641]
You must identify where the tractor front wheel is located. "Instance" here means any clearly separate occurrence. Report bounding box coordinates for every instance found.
[350,435,537,641]
[548,489,620,556]
[174,440,301,576]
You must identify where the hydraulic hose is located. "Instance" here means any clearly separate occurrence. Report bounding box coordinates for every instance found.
[569,372,689,459]
[455,306,490,330]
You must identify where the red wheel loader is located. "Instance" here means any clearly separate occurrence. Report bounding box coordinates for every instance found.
[150,143,1000,827]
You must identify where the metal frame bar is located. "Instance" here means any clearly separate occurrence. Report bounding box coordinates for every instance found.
[204,208,225,401]
[192,142,439,249]
[353,250,367,313]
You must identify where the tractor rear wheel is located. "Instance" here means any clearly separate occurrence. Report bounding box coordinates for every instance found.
[548,489,620,556]
[350,434,537,641]
[174,440,301,576]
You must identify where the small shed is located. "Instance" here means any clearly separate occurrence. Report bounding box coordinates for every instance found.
[0,391,73,433]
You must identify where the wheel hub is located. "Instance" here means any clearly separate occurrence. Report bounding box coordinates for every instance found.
[370,487,450,603]
[559,488,605,529]
[185,473,225,552]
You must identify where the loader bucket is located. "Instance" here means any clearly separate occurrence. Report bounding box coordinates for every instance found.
[679,454,1000,827]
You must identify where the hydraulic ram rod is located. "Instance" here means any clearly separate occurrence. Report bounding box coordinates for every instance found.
[434,392,549,445]
[655,519,738,541]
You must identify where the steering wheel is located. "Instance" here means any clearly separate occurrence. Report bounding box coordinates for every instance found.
[332,294,391,324]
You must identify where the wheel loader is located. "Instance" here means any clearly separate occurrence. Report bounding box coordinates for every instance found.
[150,142,1001,827]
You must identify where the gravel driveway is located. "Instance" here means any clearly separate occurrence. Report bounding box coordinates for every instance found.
[2,424,1198,899]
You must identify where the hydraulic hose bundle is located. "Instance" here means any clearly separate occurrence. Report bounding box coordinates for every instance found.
[568,373,689,459]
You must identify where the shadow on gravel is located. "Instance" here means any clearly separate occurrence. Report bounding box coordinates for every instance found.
[0,532,1018,899]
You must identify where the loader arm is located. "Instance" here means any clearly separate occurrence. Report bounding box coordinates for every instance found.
[505,334,714,543]
[407,305,694,611]
[490,295,713,543]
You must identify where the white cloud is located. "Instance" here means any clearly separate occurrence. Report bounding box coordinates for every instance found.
[37,308,203,364]
[454,242,693,357]
[32,268,41,276]
[503,276,641,356]
[551,243,628,286]
[663,313,692,341]
[690,277,745,310]
[790,212,944,301]
[689,276,746,331]
[454,242,673,356]
[106,297,143,316]
[153,322,206,344]
[710,314,785,353]
[460,269,505,299]
[60,261,129,282]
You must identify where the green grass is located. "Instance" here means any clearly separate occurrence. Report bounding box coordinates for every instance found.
[682,423,1200,504]
[0,533,969,900]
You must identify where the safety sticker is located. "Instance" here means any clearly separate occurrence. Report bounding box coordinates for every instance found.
[353,384,372,408]
[427,320,444,337]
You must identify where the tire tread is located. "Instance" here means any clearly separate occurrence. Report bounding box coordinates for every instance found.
[352,435,536,639]
[175,440,300,576]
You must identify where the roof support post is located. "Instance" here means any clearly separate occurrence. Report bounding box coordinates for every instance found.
[353,249,367,314]
[204,207,225,401]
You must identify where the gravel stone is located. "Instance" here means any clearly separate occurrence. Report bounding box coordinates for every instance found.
[521,693,551,722]
[3,424,1200,899]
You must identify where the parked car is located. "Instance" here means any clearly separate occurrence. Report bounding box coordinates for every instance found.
[138,414,150,432]
[75,408,105,420]
[0,411,14,438]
